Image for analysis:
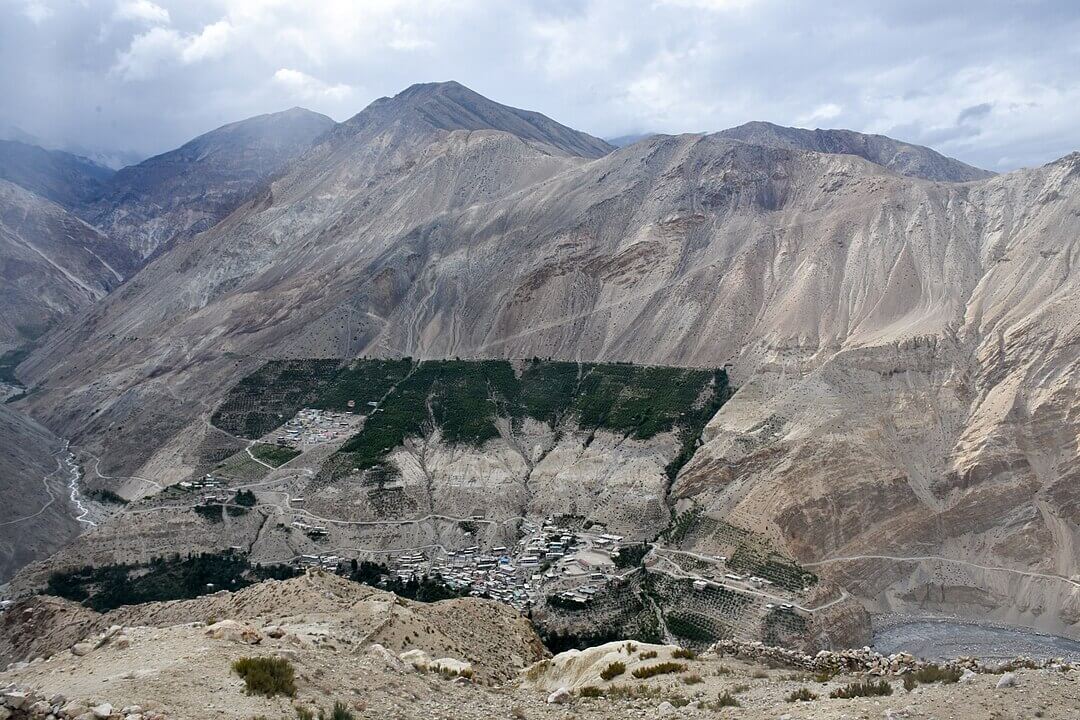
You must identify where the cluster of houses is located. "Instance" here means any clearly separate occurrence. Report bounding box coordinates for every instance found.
[291,519,329,538]
[274,408,357,448]
[376,519,629,612]
[176,474,225,492]
[296,553,341,571]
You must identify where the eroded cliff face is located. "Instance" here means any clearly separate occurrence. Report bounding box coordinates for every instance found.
[674,155,1080,636]
[304,421,678,538]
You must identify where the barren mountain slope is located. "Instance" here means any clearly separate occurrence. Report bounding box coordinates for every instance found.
[0,405,78,581]
[718,121,994,182]
[0,180,136,353]
[674,152,1080,635]
[84,107,336,259]
[12,86,1080,637]
[0,575,1076,720]
[0,572,546,682]
[0,140,114,209]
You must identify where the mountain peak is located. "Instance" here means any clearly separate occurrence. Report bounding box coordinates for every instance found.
[346,81,614,159]
[717,120,994,182]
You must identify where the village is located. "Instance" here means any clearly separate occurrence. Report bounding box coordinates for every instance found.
[288,516,805,617]
[274,407,362,449]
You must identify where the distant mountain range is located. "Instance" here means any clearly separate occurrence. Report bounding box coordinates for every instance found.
[2,82,1077,642]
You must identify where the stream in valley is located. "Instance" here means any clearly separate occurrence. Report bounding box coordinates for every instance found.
[873,616,1080,662]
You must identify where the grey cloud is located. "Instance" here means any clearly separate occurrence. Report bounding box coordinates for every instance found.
[0,0,1078,171]
[958,103,994,124]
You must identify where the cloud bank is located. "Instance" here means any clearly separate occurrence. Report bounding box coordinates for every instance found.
[2,0,1078,171]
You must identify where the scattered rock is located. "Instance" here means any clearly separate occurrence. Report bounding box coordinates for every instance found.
[28,700,51,718]
[3,691,29,709]
[546,687,572,704]
[364,644,404,673]
[71,643,94,657]
[204,620,262,644]
[430,658,472,677]
[263,625,287,639]
[399,649,430,671]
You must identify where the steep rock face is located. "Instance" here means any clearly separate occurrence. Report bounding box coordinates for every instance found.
[0,405,78,582]
[0,140,113,209]
[12,86,1079,636]
[674,154,1080,635]
[305,422,677,538]
[0,180,136,352]
[718,121,994,182]
[85,107,336,259]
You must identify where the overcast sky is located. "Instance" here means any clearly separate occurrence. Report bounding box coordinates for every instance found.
[3,0,1079,171]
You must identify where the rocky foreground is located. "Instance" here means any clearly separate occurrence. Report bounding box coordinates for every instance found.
[0,573,1077,719]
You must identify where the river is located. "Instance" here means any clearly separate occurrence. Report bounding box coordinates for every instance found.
[873,617,1080,662]
[62,443,97,527]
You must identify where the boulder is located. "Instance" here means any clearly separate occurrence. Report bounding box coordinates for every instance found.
[3,691,29,709]
[365,644,405,673]
[263,625,287,639]
[996,672,1017,689]
[61,701,89,717]
[205,620,262,644]
[959,669,977,684]
[657,700,676,716]
[71,643,94,657]
[547,687,572,704]
[91,703,113,719]
[27,700,51,718]
[399,649,430,671]
[430,658,472,677]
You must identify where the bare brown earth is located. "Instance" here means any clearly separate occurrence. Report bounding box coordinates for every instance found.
[10,83,1080,639]
[1,574,1077,720]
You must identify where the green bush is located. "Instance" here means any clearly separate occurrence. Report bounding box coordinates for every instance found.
[682,673,703,685]
[85,488,129,505]
[578,686,603,698]
[639,650,658,660]
[600,661,626,681]
[45,552,298,612]
[612,543,649,568]
[631,662,686,679]
[671,647,696,660]
[232,656,297,697]
[829,679,892,699]
[709,691,741,709]
[786,687,818,702]
[913,664,962,684]
[319,701,353,720]
[233,489,257,507]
